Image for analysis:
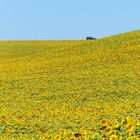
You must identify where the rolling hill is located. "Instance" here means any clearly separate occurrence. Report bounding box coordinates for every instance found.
[0,30,140,139]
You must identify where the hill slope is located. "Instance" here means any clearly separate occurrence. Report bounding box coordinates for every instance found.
[0,30,140,139]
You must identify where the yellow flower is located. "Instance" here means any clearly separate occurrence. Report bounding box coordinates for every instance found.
[110,134,117,140]
[114,120,119,128]
[101,118,107,126]
[127,124,134,132]
[55,135,61,140]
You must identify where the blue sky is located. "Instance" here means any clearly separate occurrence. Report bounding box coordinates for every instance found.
[0,0,140,40]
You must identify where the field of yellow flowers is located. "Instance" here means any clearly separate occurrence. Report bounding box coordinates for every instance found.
[0,30,140,139]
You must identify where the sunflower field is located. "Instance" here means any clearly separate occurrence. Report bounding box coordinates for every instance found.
[0,30,140,139]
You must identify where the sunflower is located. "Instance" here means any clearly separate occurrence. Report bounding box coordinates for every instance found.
[109,134,117,140]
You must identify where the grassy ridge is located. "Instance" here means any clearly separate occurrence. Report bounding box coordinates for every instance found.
[0,30,140,139]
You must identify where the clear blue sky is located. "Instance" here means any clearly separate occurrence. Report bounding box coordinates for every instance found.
[0,0,140,40]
